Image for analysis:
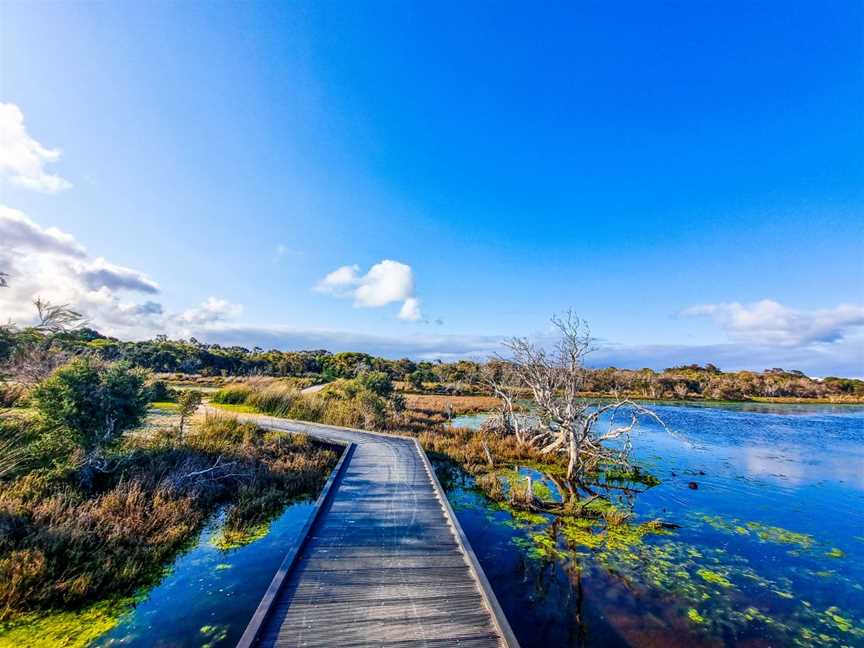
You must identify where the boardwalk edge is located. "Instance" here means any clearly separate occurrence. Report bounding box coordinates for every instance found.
[416,438,522,648]
[235,439,355,648]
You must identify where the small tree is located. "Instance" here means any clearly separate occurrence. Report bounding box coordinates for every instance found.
[31,357,149,461]
[407,371,426,392]
[177,390,203,437]
[355,371,394,398]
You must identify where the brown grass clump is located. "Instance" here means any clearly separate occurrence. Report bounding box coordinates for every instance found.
[403,394,502,417]
[0,413,337,621]
[474,472,505,501]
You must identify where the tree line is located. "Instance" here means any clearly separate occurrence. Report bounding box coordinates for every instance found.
[2,325,861,401]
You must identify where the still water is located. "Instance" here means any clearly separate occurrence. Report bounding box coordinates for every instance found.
[92,500,315,647]
[449,403,864,647]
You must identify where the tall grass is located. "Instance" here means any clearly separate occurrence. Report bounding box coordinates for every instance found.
[209,379,390,431]
[210,383,253,405]
[247,383,301,417]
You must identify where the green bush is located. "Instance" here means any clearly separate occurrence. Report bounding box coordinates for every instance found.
[146,380,175,403]
[30,358,149,454]
[355,371,393,398]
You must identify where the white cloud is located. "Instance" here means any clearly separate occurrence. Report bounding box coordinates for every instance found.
[398,297,422,321]
[315,259,422,320]
[681,299,864,346]
[316,264,360,295]
[0,103,72,193]
[0,206,242,340]
[176,297,243,327]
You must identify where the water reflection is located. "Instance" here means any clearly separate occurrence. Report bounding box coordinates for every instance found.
[94,500,315,647]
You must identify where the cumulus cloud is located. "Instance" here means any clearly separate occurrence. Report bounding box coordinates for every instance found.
[0,206,242,340]
[315,259,422,320]
[398,297,422,321]
[0,103,72,193]
[681,299,864,346]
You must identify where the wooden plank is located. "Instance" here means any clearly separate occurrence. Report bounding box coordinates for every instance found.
[223,409,519,648]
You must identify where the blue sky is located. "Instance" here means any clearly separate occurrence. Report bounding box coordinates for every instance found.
[1,2,862,375]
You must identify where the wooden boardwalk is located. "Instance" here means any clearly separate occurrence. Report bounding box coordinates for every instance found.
[230,413,519,648]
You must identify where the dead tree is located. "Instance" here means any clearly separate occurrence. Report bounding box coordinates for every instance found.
[500,310,665,480]
[480,361,537,446]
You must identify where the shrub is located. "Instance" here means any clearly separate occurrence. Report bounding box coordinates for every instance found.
[0,412,338,620]
[146,380,175,403]
[30,358,149,455]
[355,371,393,398]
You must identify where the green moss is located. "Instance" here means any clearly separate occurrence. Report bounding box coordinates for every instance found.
[561,518,605,549]
[510,509,549,526]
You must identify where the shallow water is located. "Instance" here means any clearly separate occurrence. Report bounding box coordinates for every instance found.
[448,402,864,647]
[92,500,315,647]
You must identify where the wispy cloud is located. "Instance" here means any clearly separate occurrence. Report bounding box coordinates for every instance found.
[0,103,72,193]
[681,299,864,346]
[315,259,423,321]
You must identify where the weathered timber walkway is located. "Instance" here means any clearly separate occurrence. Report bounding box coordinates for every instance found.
[227,411,519,648]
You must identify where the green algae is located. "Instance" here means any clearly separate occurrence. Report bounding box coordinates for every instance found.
[200,623,229,648]
[746,521,814,549]
[0,597,134,648]
[697,568,733,588]
[687,608,706,624]
[211,521,269,551]
[699,514,816,550]
[602,465,661,487]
